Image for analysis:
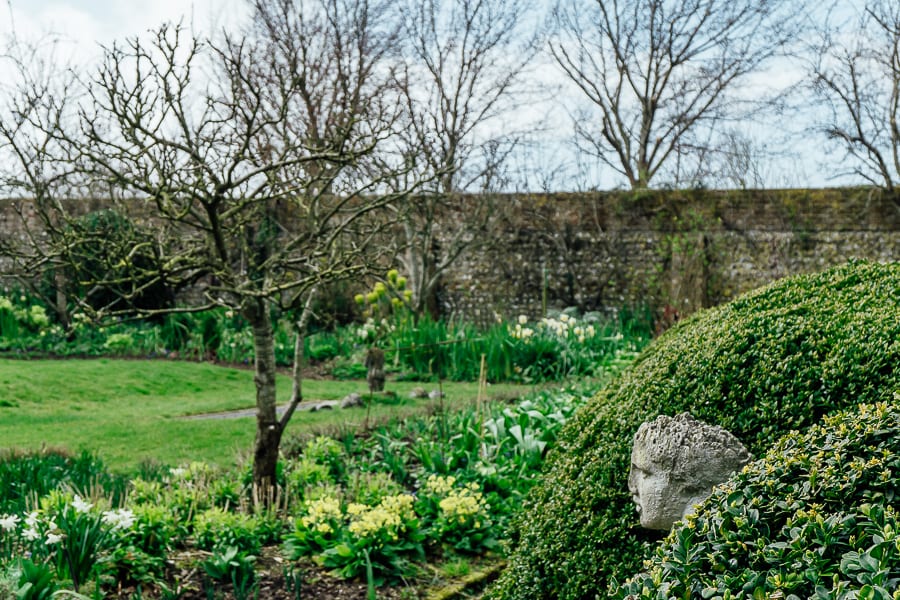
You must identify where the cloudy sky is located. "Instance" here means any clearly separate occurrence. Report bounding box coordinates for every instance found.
[2,0,247,61]
[0,0,849,189]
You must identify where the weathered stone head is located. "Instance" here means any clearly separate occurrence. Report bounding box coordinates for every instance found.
[628,412,751,530]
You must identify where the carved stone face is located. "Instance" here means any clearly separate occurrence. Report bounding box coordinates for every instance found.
[628,413,751,531]
[627,452,708,530]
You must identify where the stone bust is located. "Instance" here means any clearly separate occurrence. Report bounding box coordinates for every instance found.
[628,412,751,530]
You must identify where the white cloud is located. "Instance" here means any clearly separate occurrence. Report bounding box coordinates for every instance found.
[2,0,248,63]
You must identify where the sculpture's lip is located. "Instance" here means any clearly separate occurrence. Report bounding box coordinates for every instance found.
[632,496,641,513]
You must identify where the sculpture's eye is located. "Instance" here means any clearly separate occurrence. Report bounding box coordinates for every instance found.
[631,464,651,477]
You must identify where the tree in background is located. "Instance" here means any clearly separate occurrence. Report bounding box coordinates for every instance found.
[0,35,85,328]
[390,0,538,318]
[809,1,900,193]
[0,0,423,495]
[551,0,804,189]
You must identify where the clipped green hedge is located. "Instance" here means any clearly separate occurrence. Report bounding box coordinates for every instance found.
[613,398,900,600]
[487,260,900,600]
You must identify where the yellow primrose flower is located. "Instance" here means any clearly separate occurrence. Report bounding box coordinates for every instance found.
[301,497,342,532]
[348,506,400,540]
[439,487,485,519]
[347,503,368,516]
[424,474,456,496]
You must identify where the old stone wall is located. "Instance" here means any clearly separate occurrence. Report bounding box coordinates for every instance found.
[436,188,900,324]
[3,188,899,324]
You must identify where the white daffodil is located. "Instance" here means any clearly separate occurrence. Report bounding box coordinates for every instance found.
[0,514,19,532]
[102,508,136,530]
[72,495,93,514]
[24,511,39,528]
[45,532,64,545]
[22,528,39,541]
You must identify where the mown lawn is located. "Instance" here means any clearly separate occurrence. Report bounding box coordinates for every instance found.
[0,358,529,471]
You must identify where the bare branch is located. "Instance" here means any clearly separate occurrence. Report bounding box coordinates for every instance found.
[551,0,805,188]
[808,0,900,191]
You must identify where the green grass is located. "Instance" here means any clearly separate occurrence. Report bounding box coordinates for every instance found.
[0,358,529,472]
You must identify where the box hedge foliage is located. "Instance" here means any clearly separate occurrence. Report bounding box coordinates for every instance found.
[613,397,900,600]
[486,260,900,600]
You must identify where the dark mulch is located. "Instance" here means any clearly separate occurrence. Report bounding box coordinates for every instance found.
[101,548,505,599]
[104,550,424,599]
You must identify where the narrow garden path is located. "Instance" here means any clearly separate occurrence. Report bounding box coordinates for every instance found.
[180,400,329,420]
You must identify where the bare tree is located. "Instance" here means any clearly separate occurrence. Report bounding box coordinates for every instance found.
[551,0,803,189]
[390,0,538,317]
[0,0,420,495]
[0,35,86,326]
[810,1,900,192]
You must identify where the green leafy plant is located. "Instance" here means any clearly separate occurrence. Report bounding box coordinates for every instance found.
[302,437,348,485]
[489,260,900,600]
[321,494,423,584]
[0,296,20,340]
[102,503,173,586]
[53,505,107,592]
[32,491,136,593]
[0,564,18,599]
[103,333,134,356]
[354,270,414,340]
[284,497,344,558]
[14,559,58,600]
[416,476,496,555]
[193,507,262,555]
[0,450,127,516]
[345,472,405,507]
[0,294,50,344]
[201,545,257,599]
[154,579,186,600]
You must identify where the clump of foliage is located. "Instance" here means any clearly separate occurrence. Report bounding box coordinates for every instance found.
[59,209,176,314]
[1,278,648,384]
[1,377,629,596]
[614,397,900,600]
[487,260,900,600]
[0,295,49,342]
[0,449,127,514]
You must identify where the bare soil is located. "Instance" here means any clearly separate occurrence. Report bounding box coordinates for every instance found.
[104,547,501,599]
